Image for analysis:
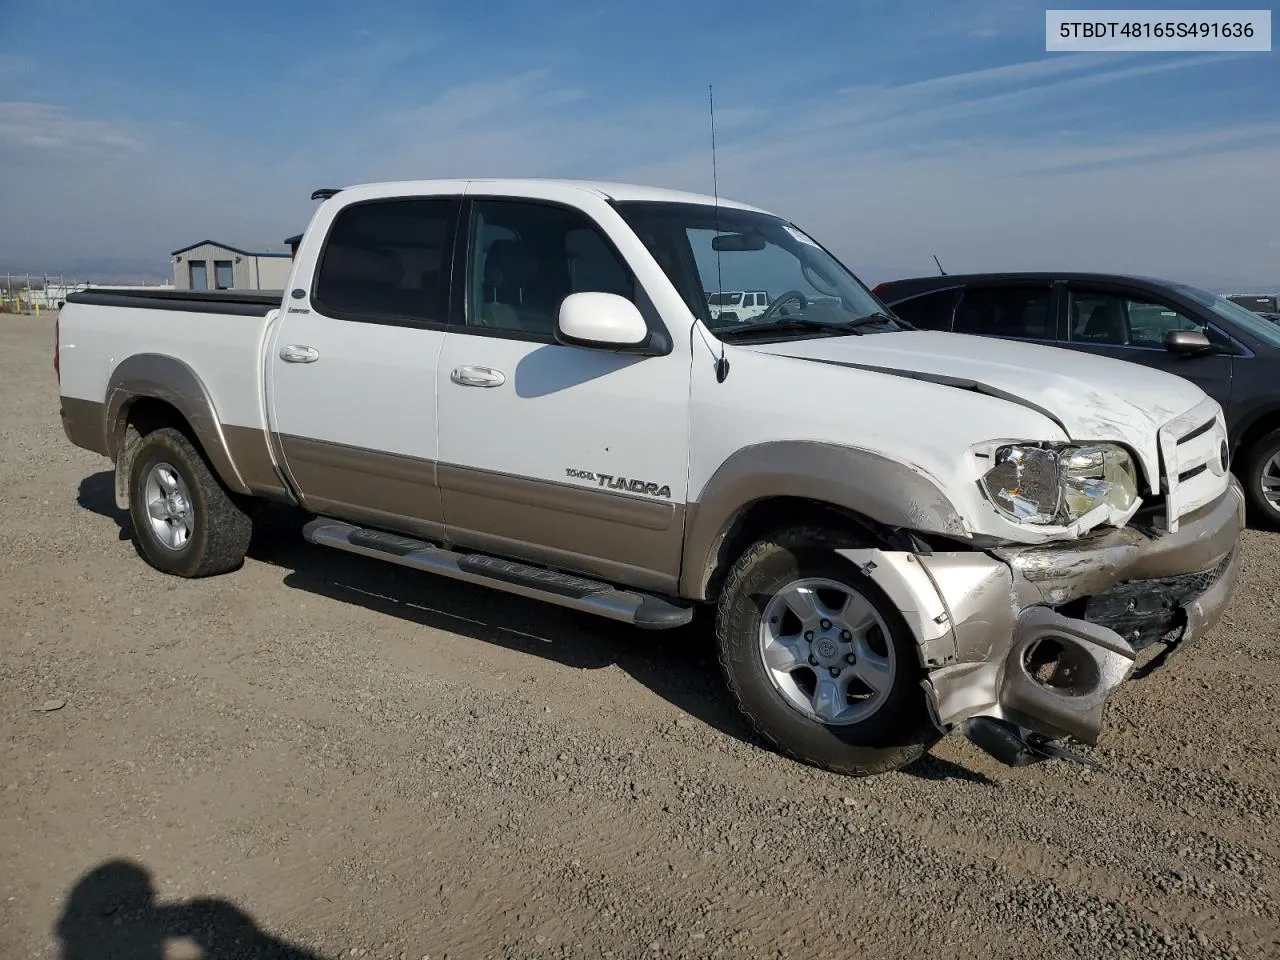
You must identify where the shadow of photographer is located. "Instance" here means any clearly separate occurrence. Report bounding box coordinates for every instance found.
[57,859,326,960]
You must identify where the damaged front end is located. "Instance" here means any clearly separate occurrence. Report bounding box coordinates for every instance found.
[836,476,1246,769]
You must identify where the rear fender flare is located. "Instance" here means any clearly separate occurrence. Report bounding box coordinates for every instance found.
[105,354,249,500]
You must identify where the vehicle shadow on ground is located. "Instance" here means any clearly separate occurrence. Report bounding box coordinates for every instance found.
[77,471,992,785]
[55,859,326,960]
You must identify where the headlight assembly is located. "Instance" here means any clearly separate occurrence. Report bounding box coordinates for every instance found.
[978,443,1139,525]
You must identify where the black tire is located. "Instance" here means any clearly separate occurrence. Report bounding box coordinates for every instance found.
[127,426,253,578]
[1239,428,1280,528]
[715,526,940,776]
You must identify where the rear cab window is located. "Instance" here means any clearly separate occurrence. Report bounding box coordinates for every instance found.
[312,196,461,327]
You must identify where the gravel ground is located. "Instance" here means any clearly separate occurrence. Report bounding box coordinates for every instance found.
[2,313,1278,960]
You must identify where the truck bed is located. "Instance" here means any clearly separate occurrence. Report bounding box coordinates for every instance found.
[65,288,284,317]
[57,290,279,451]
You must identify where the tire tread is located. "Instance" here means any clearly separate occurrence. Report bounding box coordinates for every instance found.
[714,526,937,777]
[128,426,253,578]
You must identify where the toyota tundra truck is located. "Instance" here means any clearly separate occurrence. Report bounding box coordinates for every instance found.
[55,178,1245,776]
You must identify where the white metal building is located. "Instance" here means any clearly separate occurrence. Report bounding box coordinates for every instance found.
[171,241,292,291]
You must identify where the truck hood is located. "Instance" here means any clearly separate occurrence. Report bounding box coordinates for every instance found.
[745,330,1209,469]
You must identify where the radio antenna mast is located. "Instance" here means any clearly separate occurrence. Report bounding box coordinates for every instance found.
[710,84,729,383]
[932,254,947,276]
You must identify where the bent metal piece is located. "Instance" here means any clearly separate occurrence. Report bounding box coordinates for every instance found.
[836,547,1138,751]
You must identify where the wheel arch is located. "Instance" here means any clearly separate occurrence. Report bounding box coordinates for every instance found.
[680,441,971,601]
[1232,405,1280,463]
[105,354,250,508]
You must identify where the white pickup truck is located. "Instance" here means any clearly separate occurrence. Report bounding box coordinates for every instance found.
[56,178,1245,776]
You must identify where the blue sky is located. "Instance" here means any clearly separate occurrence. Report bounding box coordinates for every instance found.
[1,0,1277,287]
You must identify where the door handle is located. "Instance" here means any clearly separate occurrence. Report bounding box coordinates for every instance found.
[450,364,506,387]
[280,344,319,363]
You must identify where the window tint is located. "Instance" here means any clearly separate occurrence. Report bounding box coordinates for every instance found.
[214,260,233,290]
[954,286,1053,339]
[468,200,635,338]
[886,288,959,331]
[314,198,458,324]
[1067,291,1203,348]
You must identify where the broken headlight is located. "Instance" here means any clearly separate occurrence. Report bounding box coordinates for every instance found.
[979,443,1139,525]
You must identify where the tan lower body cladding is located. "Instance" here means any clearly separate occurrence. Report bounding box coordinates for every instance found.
[61,397,686,590]
[278,435,685,593]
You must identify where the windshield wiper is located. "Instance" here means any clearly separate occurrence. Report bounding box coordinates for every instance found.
[715,316,865,338]
[846,311,911,330]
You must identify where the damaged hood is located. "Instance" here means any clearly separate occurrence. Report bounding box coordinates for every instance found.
[746,330,1209,471]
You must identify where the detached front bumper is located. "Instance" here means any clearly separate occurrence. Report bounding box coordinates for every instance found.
[838,477,1245,754]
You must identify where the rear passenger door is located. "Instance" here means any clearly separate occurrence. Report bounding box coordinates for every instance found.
[1060,282,1233,408]
[951,282,1060,345]
[266,192,462,536]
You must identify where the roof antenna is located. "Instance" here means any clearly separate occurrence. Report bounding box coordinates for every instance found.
[932,254,947,276]
[710,84,729,383]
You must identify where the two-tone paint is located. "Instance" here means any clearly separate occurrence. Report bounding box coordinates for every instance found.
[57,177,1245,754]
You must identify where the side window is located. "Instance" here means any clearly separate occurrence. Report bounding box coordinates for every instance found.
[1067,290,1204,348]
[886,288,959,331]
[468,200,635,338]
[953,286,1053,339]
[313,197,458,325]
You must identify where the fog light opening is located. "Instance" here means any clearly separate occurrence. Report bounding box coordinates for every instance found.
[1022,636,1101,696]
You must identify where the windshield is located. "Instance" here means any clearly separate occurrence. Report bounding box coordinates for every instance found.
[1166,281,1280,349]
[613,201,902,336]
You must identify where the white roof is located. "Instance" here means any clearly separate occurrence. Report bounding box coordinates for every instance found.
[338,177,771,214]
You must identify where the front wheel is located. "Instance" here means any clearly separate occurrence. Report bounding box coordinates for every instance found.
[715,527,940,776]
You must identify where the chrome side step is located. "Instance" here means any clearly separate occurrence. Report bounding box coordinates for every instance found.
[301,518,695,630]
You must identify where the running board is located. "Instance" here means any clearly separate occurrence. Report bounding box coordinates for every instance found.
[301,518,695,630]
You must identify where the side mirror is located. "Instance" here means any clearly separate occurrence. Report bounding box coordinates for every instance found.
[555,292,652,352]
[1164,329,1213,356]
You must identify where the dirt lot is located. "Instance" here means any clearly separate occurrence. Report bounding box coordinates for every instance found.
[2,313,1279,960]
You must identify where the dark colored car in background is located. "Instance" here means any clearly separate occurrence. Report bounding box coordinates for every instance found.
[1228,294,1280,314]
[872,272,1280,525]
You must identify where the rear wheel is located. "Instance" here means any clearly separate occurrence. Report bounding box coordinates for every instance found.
[715,527,940,776]
[127,427,253,577]
[1239,428,1280,527]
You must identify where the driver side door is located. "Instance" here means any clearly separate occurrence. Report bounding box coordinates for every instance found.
[434,193,692,593]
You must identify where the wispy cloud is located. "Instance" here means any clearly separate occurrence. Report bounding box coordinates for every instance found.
[824,53,1241,140]
[0,4,1275,288]
[0,102,142,155]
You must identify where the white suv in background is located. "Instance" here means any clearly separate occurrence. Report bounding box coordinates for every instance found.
[707,289,770,322]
